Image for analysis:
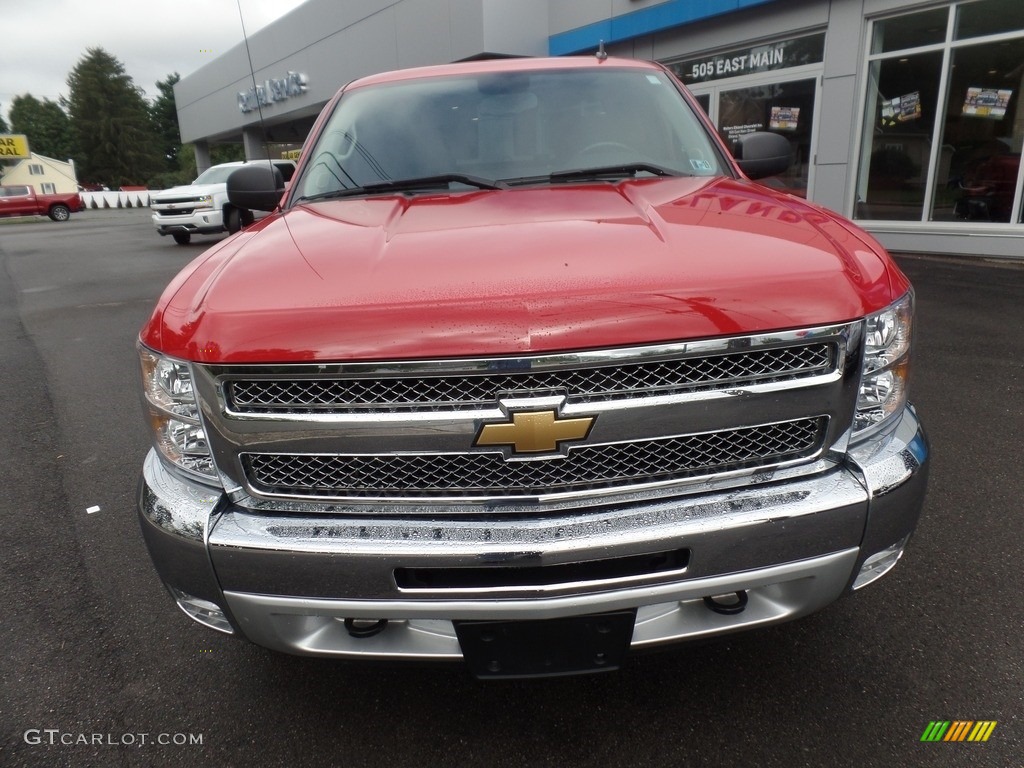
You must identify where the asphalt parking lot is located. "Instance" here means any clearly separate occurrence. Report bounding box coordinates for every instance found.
[0,208,1021,767]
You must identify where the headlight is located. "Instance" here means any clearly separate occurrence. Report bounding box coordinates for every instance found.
[195,195,213,209]
[139,345,218,481]
[853,292,913,439]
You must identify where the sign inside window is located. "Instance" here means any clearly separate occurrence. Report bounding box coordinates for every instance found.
[769,107,800,130]
[722,123,764,143]
[881,92,921,126]
[962,87,1012,120]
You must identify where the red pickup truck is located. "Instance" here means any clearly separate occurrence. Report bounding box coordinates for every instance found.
[137,56,928,678]
[0,185,83,221]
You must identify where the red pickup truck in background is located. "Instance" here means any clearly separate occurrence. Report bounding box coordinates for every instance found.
[0,185,83,221]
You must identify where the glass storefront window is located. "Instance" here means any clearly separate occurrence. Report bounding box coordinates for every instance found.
[930,39,1024,222]
[871,9,948,54]
[667,34,822,198]
[956,0,1024,41]
[717,79,816,197]
[855,52,944,220]
[857,2,1024,224]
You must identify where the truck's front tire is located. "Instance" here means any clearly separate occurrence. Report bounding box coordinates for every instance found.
[172,232,191,245]
[225,207,242,234]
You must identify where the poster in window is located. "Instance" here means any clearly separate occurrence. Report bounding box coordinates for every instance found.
[721,123,763,144]
[881,92,921,126]
[769,106,800,131]
[962,87,1012,119]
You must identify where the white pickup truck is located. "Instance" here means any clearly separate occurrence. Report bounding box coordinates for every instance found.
[150,159,296,245]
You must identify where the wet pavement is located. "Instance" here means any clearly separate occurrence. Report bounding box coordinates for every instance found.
[0,210,1020,766]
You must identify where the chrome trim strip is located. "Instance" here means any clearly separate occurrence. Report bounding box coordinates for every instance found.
[201,324,852,381]
[218,372,842,424]
[393,565,693,596]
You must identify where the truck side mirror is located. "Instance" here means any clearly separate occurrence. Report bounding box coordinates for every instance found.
[227,165,285,212]
[733,132,792,180]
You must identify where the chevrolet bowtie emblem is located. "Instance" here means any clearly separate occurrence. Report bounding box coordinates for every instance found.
[474,410,596,455]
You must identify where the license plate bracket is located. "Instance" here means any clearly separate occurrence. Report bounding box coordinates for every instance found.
[454,609,637,679]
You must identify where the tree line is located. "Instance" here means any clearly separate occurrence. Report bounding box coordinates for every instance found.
[0,47,243,190]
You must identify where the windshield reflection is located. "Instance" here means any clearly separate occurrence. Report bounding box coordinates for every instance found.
[293,68,724,201]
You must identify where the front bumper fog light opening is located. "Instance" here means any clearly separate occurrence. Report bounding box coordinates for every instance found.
[852,535,910,591]
[344,618,389,638]
[703,591,749,615]
[169,587,234,634]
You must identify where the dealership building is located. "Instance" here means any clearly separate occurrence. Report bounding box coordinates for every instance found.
[175,0,1024,258]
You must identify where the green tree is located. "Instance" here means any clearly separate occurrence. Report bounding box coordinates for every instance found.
[150,73,182,173]
[63,47,163,187]
[9,95,73,160]
[0,105,9,172]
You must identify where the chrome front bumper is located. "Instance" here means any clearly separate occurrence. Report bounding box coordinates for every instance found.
[137,406,928,661]
[151,210,224,236]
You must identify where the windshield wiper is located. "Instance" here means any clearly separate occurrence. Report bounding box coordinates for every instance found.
[548,163,683,182]
[295,173,507,203]
[501,163,685,187]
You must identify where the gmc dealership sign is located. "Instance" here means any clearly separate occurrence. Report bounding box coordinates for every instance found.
[238,71,309,114]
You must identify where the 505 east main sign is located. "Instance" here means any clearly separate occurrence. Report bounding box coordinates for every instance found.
[670,33,825,86]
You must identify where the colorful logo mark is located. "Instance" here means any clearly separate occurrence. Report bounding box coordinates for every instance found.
[920,721,997,742]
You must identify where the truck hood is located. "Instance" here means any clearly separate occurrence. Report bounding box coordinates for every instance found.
[151,182,224,200]
[143,177,903,363]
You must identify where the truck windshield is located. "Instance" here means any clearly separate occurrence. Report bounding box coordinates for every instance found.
[193,166,241,185]
[292,67,724,201]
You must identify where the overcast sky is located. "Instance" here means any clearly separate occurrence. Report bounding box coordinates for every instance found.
[1,0,308,121]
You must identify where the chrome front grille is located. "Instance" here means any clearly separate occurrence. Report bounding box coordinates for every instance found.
[195,325,860,508]
[154,196,201,205]
[242,418,827,500]
[226,343,835,414]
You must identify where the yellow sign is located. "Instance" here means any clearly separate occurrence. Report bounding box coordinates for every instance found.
[0,134,30,159]
[281,149,301,160]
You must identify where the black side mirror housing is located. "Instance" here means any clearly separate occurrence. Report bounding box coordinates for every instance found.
[227,165,285,212]
[733,132,792,180]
